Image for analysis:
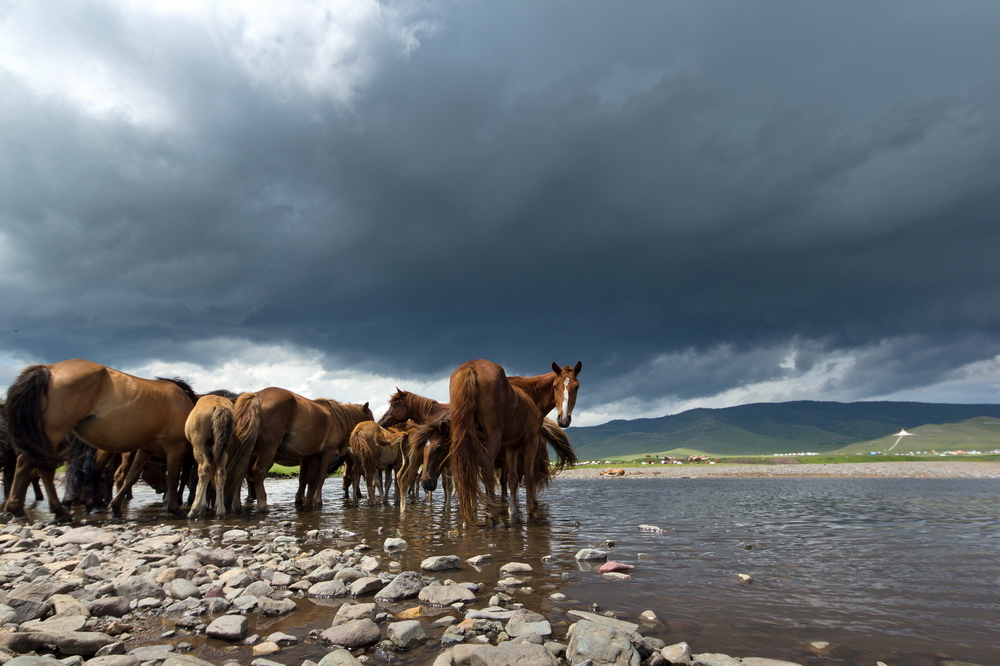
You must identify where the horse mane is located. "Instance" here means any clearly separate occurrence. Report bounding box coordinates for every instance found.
[206,388,239,402]
[318,399,373,435]
[157,376,198,405]
[391,390,444,419]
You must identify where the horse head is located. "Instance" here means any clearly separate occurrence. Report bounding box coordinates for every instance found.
[379,390,411,428]
[420,420,450,493]
[551,361,582,428]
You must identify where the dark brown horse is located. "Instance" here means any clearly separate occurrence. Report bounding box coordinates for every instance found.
[234,387,373,512]
[379,390,450,429]
[3,359,198,519]
[449,359,581,526]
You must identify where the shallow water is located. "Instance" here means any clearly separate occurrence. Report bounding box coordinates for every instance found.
[50,476,1000,666]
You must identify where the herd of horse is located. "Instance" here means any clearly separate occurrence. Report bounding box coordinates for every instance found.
[0,357,582,527]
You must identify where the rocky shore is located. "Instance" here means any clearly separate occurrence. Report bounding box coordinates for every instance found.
[0,518,946,666]
[556,460,1000,479]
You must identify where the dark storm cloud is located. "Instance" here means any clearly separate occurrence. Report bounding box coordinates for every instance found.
[2,1,1000,414]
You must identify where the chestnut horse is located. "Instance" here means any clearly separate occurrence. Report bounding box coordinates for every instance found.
[3,359,197,519]
[449,359,581,526]
[234,387,373,512]
[348,421,409,504]
[186,390,251,519]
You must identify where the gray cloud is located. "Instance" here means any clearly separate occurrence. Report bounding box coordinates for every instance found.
[2,1,1000,416]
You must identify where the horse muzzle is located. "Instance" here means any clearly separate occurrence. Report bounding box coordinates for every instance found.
[421,478,437,492]
[558,414,572,428]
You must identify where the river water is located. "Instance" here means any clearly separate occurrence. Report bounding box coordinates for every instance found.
[81,477,1000,666]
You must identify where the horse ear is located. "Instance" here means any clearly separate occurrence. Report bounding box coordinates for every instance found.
[552,362,560,374]
[364,402,370,410]
[574,360,582,375]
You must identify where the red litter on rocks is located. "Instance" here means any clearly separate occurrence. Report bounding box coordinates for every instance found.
[597,561,635,573]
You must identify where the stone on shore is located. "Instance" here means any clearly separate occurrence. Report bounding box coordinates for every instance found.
[469,643,559,666]
[660,641,692,665]
[418,584,476,606]
[421,555,461,572]
[386,620,426,649]
[374,571,425,602]
[319,619,381,649]
[566,610,639,633]
[257,597,297,617]
[692,654,742,666]
[115,577,165,602]
[206,615,248,641]
[53,527,116,547]
[86,598,130,618]
[742,658,806,666]
[316,649,364,666]
[567,619,640,666]
[498,562,533,575]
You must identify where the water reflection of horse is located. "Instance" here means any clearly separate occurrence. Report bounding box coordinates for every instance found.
[234,387,374,513]
[449,360,581,527]
[3,359,199,519]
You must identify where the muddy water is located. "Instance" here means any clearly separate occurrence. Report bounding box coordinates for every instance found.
[60,476,1000,666]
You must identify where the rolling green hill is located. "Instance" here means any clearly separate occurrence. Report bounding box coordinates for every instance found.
[565,400,1000,459]
[834,417,1000,454]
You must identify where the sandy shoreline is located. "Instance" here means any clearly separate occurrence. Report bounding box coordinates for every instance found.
[554,460,1000,479]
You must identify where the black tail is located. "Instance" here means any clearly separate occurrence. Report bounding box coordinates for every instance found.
[4,364,62,470]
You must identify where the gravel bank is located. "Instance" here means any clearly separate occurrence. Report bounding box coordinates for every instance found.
[555,460,1000,479]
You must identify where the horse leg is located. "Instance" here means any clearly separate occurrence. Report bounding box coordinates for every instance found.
[249,458,271,514]
[295,457,310,509]
[163,447,187,515]
[213,450,228,519]
[507,451,521,524]
[30,476,44,502]
[187,447,213,519]
[444,468,453,510]
[36,467,70,523]
[2,455,34,518]
[109,449,153,517]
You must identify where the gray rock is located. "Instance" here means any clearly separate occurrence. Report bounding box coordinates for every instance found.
[566,610,639,633]
[114,577,165,601]
[5,657,63,666]
[316,649,363,666]
[660,642,691,665]
[574,549,608,561]
[23,615,88,633]
[6,598,53,623]
[221,529,249,542]
[469,643,559,666]
[51,594,89,617]
[10,580,77,603]
[83,657,140,666]
[349,576,385,597]
[239,581,274,600]
[498,562,533,575]
[386,620,426,650]
[218,569,252,588]
[165,579,200,601]
[374,571,425,602]
[418,584,476,606]
[161,655,219,666]
[154,568,192,584]
[383,538,407,551]
[567,619,640,666]
[53,527,115,547]
[206,615,248,641]
[256,597,297,617]
[421,555,461,572]
[319,619,381,649]
[506,619,552,639]
[334,603,377,622]
[741,659,804,666]
[270,572,293,587]
[13,631,114,657]
[332,568,365,584]
[86,598,130,618]
[691,655,741,666]
[194,548,237,567]
[308,580,347,597]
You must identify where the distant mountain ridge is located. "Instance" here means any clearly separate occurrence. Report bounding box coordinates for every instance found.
[565,400,1000,458]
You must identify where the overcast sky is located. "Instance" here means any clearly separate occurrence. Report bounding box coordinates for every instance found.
[2,1,999,426]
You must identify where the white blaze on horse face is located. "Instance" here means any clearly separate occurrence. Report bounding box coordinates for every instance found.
[561,377,570,416]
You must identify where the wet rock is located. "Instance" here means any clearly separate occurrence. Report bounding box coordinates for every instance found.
[374,571,425,602]
[221,530,249,542]
[194,548,237,567]
[567,619,640,666]
[566,610,639,633]
[164,656,227,666]
[334,603,377,623]
[420,556,461,572]
[348,577,385,597]
[11,631,114,657]
[742,658,805,666]
[383,538,407,551]
[94,643,127,657]
[498,562,533,575]
[239,581,274,600]
[602,572,632,581]
[154,568,191,584]
[358,556,380,573]
[469,643,558,666]
[735,574,752,585]
[638,525,665,533]
[316,649,363,666]
[506,609,551,638]
[11,580,78,603]
[250,642,279,656]
[218,569,252,588]
[691,655,741,666]
[270,572,292,587]
[256,597,297,617]
[83,657,140,666]
[5,657,63,666]
[597,562,635,573]
[205,615,248,641]
[386,620,426,650]
[308,580,347,597]
[333,568,365,584]
[418,584,475,606]
[23,615,88,633]
[319,619,381,649]
[574,548,608,561]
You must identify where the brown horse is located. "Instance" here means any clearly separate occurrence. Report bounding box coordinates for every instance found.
[348,421,408,504]
[379,390,450,429]
[234,387,373,512]
[3,359,198,519]
[187,390,251,519]
[449,359,581,526]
